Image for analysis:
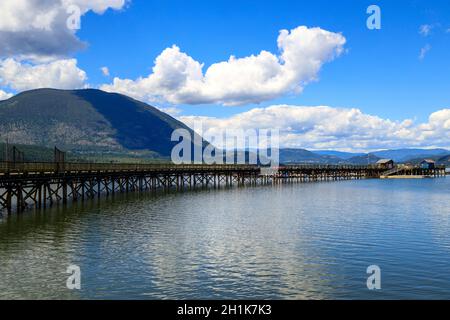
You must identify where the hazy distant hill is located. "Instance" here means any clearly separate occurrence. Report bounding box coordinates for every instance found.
[404,154,450,166]
[371,148,449,162]
[314,150,366,160]
[346,154,381,165]
[315,148,450,163]
[278,149,450,165]
[279,148,343,164]
[437,155,450,166]
[0,88,201,159]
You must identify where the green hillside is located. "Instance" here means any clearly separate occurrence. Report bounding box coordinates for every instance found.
[0,88,200,160]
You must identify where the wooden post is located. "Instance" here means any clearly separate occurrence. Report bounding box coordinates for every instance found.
[62,181,67,204]
[6,185,12,214]
[38,184,42,208]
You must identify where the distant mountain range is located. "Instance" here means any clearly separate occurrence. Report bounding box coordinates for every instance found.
[369,148,449,162]
[314,150,366,160]
[279,148,342,164]
[280,148,450,165]
[0,89,449,166]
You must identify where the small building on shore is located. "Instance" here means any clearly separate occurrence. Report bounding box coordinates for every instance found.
[420,159,435,170]
[376,159,394,169]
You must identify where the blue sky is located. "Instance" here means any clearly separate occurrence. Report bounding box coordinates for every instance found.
[73,0,450,121]
[0,0,450,151]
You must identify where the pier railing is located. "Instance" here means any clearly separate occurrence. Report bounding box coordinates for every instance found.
[0,162,371,173]
[0,161,445,175]
[0,161,261,174]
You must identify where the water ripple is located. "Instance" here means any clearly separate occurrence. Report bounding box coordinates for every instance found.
[1,178,450,299]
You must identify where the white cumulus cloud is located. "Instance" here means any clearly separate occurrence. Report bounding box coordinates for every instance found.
[157,106,182,117]
[0,0,128,60]
[101,66,110,76]
[0,58,87,91]
[101,26,346,106]
[179,105,450,151]
[0,89,13,100]
[419,44,431,60]
[419,24,433,36]
[63,0,127,14]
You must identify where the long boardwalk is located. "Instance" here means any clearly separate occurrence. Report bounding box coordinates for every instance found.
[0,162,444,214]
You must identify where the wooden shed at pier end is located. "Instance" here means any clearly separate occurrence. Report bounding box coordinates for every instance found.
[420,159,435,170]
[376,159,394,170]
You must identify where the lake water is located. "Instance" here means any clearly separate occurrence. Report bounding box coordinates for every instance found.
[1,177,450,300]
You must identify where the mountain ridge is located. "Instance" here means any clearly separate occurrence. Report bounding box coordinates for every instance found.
[0,88,201,159]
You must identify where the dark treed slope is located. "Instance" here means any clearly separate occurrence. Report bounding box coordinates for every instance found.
[0,88,201,158]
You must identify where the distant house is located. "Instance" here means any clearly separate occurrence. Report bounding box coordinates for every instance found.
[376,159,394,169]
[420,159,435,170]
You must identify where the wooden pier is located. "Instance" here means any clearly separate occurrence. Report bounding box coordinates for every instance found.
[380,164,446,179]
[0,161,445,214]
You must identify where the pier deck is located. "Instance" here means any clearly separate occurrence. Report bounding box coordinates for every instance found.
[0,162,445,214]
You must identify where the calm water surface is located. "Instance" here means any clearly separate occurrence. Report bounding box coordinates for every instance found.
[1,178,450,299]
